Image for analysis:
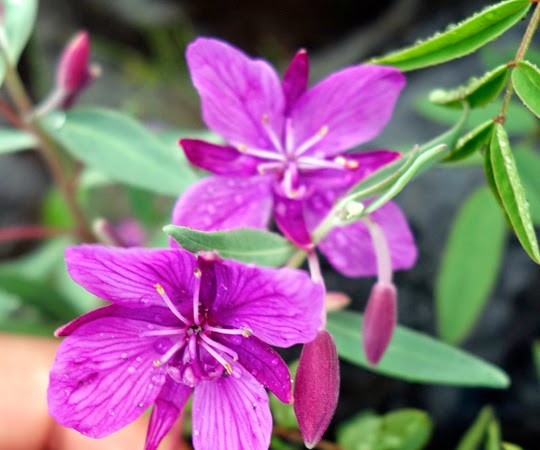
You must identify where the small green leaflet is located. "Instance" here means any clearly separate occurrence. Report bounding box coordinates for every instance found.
[512,60,540,118]
[327,311,509,388]
[0,128,36,154]
[436,187,506,345]
[369,0,531,71]
[444,121,494,162]
[455,406,494,450]
[40,108,198,196]
[430,65,509,108]
[164,225,297,267]
[489,124,540,264]
[514,148,540,225]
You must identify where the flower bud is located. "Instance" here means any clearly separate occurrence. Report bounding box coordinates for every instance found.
[362,282,397,365]
[293,329,340,449]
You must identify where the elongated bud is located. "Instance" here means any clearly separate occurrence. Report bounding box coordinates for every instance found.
[362,282,397,365]
[294,330,340,449]
[93,218,146,247]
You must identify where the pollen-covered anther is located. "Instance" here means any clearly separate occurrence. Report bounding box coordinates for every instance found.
[241,328,253,337]
[193,268,202,278]
[153,360,162,367]
[262,113,269,126]
[154,283,165,295]
[317,125,329,137]
[237,144,248,152]
[334,156,359,170]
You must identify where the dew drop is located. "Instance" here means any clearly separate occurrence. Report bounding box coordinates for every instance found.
[120,352,128,360]
[64,388,71,397]
[109,409,116,416]
[151,374,167,386]
[230,336,242,345]
[136,356,142,363]
[138,402,144,408]
[270,358,278,366]
[194,429,200,436]
[127,366,136,374]
[147,323,156,330]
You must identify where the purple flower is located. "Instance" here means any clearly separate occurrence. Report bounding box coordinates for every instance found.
[172,37,417,277]
[48,245,324,450]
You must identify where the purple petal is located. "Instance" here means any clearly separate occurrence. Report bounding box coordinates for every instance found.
[48,312,170,438]
[199,258,324,347]
[294,330,340,449]
[273,191,314,250]
[144,380,192,450]
[283,49,309,113]
[186,37,284,150]
[192,365,272,450]
[65,245,198,312]
[215,334,292,403]
[180,139,261,176]
[362,282,397,365]
[289,65,405,157]
[171,175,273,232]
[319,201,417,277]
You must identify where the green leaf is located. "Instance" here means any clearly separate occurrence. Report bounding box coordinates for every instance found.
[41,188,76,228]
[164,226,297,267]
[0,0,38,84]
[337,412,383,450]
[0,128,36,154]
[455,406,494,450]
[533,340,540,384]
[327,311,510,388]
[270,360,298,429]
[501,444,524,450]
[514,147,540,225]
[369,0,531,71]
[436,187,506,344]
[512,60,540,118]
[444,121,494,162]
[41,108,198,196]
[0,320,58,337]
[485,419,502,450]
[430,65,509,108]
[489,124,540,263]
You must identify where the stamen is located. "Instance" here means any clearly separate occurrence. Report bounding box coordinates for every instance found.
[199,340,233,375]
[297,156,345,170]
[282,165,299,198]
[204,324,252,337]
[156,338,187,365]
[154,283,190,326]
[193,268,202,326]
[257,161,283,175]
[334,156,359,170]
[139,327,186,338]
[294,125,329,157]
[237,145,285,162]
[285,118,295,156]
[261,113,284,153]
[200,333,239,361]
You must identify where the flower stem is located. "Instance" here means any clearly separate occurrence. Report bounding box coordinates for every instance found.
[499,1,540,120]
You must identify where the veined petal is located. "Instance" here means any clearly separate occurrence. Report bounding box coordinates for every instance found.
[283,49,309,113]
[273,191,313,250]
[65,245,197,312]
[215,334,292,403]
[48,313,169,438]
[199,258,324,347]
[180,139,261,176]
[192,365,272,450]
[144,380,192,450]
[171,175,273,232]
[186,37,285,150]
[319,201,417,277]
[290,65,405,157]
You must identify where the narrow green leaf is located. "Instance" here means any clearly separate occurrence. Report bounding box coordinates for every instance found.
[436,187,506,344]
[483,138,505,210]
[486,419,502,450]
[455,406,494,450]
[369,0,531,71]
[489,124,540,263]
[444,121,494,162]
[533,340,540,384]
[41,109,198,196]
[0,128,36,154]
[514,148,540,225]
[430,65,509,108]
[327,311,509,388]
[501,443,524,450]
[512,60,540,118]
[337,412,382,450]
[164,225,296,267]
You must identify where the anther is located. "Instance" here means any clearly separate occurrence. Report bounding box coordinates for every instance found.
[317,125,329,136]
[262,114,269,126]
[193,268,202,278]
[154,283,190,325]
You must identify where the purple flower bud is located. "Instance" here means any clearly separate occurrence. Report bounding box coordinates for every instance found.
[362,282,397,365]
[293,329,340,449]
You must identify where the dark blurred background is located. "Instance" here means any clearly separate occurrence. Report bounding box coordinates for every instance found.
[1,0,539,448]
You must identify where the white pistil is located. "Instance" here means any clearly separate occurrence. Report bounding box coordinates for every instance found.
[237,145,285,162]
[199,340,233,375]
[158,338,187,365]
[199,333,239,361]
[154,283,190,326]
[294,125,329,157]
[204,324,252,337]
[297,156,345,170]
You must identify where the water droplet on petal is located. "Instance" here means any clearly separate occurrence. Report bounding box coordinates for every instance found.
[127,366,136,374]
[194,429,200,436]
[138,402,144,408]
[120,352,128,360]
[151,374,166,386]
[136,356,142,363]
[139,296,150,305]
[109,409,115,416]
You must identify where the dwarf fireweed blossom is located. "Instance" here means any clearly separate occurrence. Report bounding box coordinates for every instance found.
[48,245,324,450]
[173,37,417,279]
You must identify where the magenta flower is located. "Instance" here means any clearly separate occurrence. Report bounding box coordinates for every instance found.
[172,37,417,277]
[48,245,324,450]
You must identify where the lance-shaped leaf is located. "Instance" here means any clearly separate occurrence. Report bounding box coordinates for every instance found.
[40,109,198,196]
[0,128,36,154]
[430,65,509,108]
[455,406,494,450]
[512,60,540,118]
[444,120,494,162]
[533,340,540,384]
[436,187,506,344]
[369,0,531,71]
[0,0,38,85]
[514,148,540,225]
[326,311,509,388]
[489,123,540,263]
[485,419,502,450]
[164,225,297,267]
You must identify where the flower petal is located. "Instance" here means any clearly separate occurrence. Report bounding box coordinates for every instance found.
[180,139,261,176]
[48,312,169,438]
[215,334,292,403]
[290,65,405,157]
[192,365,272,450]
[283,49,309,113]
[319,201,417,277]
[171,175,273,232]
[144,380,192,450]
[186,37,284,150]
[273,191,313,250]
[199,258,324,347]
[65,245,197,312]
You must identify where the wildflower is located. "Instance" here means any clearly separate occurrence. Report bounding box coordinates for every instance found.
[48,245,324,450]
[172,37,417,277]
